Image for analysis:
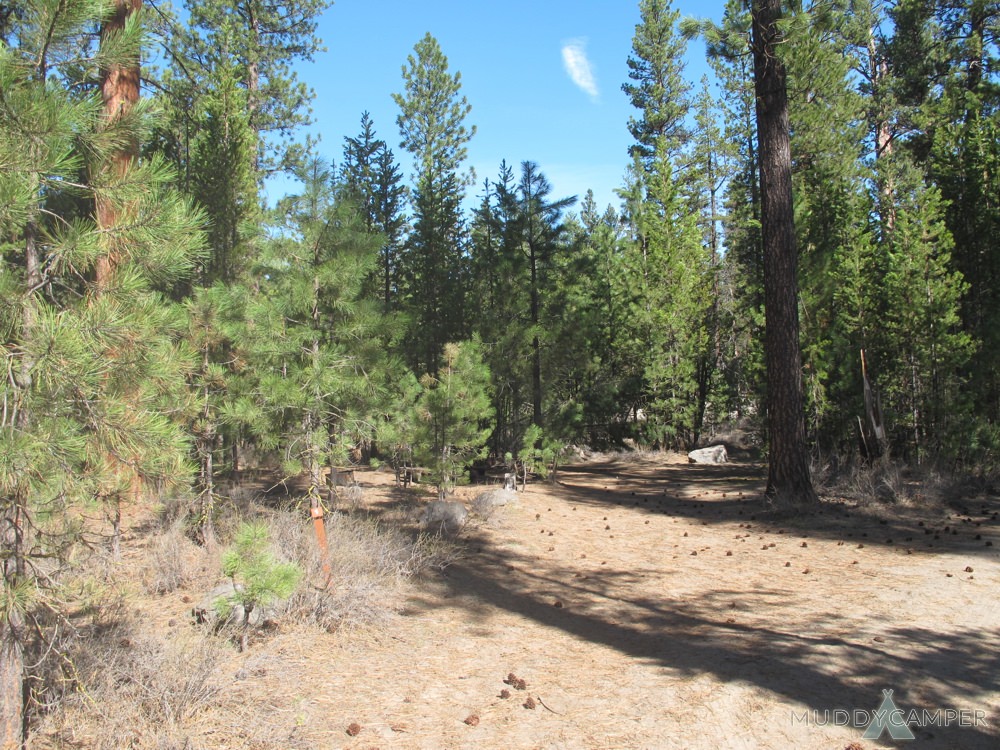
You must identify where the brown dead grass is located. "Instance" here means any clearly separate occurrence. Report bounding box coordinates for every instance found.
[29,456,1000,749]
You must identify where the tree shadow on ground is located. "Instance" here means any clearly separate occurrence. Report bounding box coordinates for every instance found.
[553,457,1000,561]
[410,522,999,749]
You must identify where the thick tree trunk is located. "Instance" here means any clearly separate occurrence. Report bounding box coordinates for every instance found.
[751,0,818,505]
[95,0,141,289]
[95,0,143,554]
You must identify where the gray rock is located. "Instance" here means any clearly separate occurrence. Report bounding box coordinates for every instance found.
[687,445,729,464]
[475,488,516,508]
[418,500,469,535]
[192,581,276,629]
[471,489,517,520]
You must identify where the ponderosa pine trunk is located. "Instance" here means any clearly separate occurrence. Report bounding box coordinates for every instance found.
[751,0,818,505]
[95,0,142,556]
[95,0,141,289]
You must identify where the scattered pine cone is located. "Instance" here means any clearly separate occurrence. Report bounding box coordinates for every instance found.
[346,722,362,737]
[523,696,537,709]
[500,689,511,699]
[464,714,480,726]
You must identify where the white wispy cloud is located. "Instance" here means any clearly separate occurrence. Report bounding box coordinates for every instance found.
[561,38,598,101]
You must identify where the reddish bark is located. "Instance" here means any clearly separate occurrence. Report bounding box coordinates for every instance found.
[95,0,141,289]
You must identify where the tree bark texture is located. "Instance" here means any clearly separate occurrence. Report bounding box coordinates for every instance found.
[751,0,818,504]
[95,0,141,289]
[0,613,24,750]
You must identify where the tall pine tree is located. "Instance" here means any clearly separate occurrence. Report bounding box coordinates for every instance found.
[751,0,818,503]
[393,33,476,374]
[341,112,407,312]
[1,0,203,738]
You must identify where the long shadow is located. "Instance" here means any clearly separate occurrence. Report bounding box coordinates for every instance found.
[553,458,1000,561]
[419,525,1000,748]
[324,458,1000,744]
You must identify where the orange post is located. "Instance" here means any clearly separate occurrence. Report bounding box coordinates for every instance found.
[310,504,332,584]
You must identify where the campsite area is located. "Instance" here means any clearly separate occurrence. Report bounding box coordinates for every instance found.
[34,451,1000,750]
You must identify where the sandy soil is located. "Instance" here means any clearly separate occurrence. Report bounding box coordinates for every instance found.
[83,452,1000,749]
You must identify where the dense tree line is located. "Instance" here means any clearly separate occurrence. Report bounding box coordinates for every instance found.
[2,0,998,743]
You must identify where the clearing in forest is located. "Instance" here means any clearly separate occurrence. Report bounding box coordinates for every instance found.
[35,452,1000,750]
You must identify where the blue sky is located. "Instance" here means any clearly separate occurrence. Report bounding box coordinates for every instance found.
[275,0,727,213]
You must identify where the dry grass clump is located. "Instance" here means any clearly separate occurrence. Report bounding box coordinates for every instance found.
[811,455,984,512]
[143,516,210,594]
[264,508,460,632]
[31,606,226,750]
[812,457,914,505]
[336,483,364,511]
[210,488,263,543]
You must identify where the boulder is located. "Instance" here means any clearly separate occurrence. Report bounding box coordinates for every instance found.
[192,581,278,629]
[418,500,469,535]
[475,488,516,508]
[687,445,729,464]
[471,488,517,520]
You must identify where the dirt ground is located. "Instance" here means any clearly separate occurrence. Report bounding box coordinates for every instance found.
[78,452,1000,749]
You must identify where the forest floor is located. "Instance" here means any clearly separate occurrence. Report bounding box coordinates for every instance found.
[35,451,1000,749]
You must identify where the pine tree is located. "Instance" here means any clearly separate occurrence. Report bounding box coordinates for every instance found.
[341,112,407,312]
[751,0,818,503]
[784,1,871,450]
[467,162,576,457]
[162,52,261,544]
[183,280,256,546]
[1,0,203,740]
[517,162,576,429]
[393,33,476,374]
[703,0,767,421]
[621,0,715,449]
[631,142,714,449]
[186,58,260,284]
[828,0,977,460]
[468,163,530,457]
[181,0,331,175]
[874,150,973,460]
[217,521,302,651]
[919,2,1000,429]
[623,0,692,166]
[550,193,629,446]
[411,339,494,500]
[246,157,395,554]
